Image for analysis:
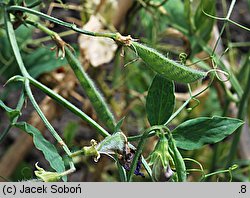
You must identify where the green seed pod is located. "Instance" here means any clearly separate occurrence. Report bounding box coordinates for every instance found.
[168,137,187,182]
[131,42,207,83]
[65,47,116,131]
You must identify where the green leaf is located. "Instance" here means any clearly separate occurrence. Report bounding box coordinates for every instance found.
[192,0,215,54]
[0,99,20,122]
[163,0,188,31]
[14,122,66,181]
[194,0,215,39]
[172,116,244,150]
[114,117,125,133]
[146,74,175,126]
[97,132,127,154]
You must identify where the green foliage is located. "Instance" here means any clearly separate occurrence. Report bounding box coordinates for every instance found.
[146,74,175,125]
[164,0,188,31]
[97,132,127,154]
[0,99,20,122]
[172,116,244,150]
[192,0,215,54]
[114,117,125,133]
[0,27,66,80]
[0,0,248,182]
[14,122,66,181]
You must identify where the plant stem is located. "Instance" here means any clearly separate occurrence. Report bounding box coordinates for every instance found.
[0,90,25,143]
[199,39,243,98]
[211,0,236,55]
[24,19,127,180]
[29,77,110,137]
[7,6,118,40]
[4,9,74,157]
[226,67,250,167]
[165,98,192,125]
[4,9,30,77]
[60,160,76,177]
[26,20,117,131]
[24,79,72,156]
[127,126,163,181]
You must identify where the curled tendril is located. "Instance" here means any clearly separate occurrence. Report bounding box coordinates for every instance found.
[187,97,200,112]
[183,158,205,179]
[206,68,230,82]
[202,164,238,182]
[179,53,188,65]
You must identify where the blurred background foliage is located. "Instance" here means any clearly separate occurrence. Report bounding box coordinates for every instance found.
[0,0,249,181]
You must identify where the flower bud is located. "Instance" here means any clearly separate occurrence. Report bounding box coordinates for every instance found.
[82,139,100,162]
[148,136,172,181]
[34,163,61,182]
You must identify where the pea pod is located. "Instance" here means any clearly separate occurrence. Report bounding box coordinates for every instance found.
[65,47,116,131]
[131,42,207,83]
[168,136,186,182]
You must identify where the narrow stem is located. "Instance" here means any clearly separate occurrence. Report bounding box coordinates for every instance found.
[0,90,25,143]
[228,19,250,32]
[164,98,192,125]
[199,39,243,97]
[24,79,72,156]
[128,130,156,141]
[70,150,84,158]
[212,0,236,55]
[4,9,30,77]
[30,30,76,45]
[22,20,110,137]
[127,126,163,181]
[7,6,118,40]
[26,20,55,37]
[141,156,153,180]
[29,77,110,137]
[60,160,76,177]
[114,155,127,182]
[204,168,232,180]
[128,125,168,141]
[12,90,26,123]
[226,68,250,167]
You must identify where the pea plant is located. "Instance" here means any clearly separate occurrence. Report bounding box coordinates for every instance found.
[0,0,249,182]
